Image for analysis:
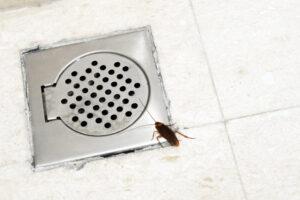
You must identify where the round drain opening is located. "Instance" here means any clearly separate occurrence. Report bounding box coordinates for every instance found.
[54,52,150,136]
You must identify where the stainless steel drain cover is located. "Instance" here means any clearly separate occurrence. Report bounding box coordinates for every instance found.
[44,52,149,136]
[21,27,171,170]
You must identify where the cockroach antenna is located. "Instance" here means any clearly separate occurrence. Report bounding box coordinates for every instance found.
[138,98,156,123]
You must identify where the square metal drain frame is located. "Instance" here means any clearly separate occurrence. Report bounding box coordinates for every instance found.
[21,26,172,170]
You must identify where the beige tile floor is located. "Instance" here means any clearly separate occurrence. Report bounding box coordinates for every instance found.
[227,108,300,200]
[0,0,299,199]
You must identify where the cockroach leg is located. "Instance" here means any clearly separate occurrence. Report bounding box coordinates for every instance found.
[176,130,195,139]
[152,131,158,140]
[156,136,164,147]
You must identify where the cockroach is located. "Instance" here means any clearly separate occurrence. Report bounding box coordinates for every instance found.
[153,121,194,147]
[139,99,194,147]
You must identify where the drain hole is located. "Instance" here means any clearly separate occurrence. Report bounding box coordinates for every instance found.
[61,98,68,104]
[122,98,129,104]
[74,83,80,89]
[125,111,132,117]
[116,106,123,112]
[82,88,88,93]
[105,89,111,95]
[125,78,132,84]
[88,80,94,86]
[72,116,78,122]
[103,77,109,82]
[128,91,135,96]
[117,74,123,79]
[90,92,97,98]
[70,103,76,109]
[114,62,120,67]
[108,102,114,107]
[87,113,93,119]
[81,121,87,127]
[95,118,102,123]
[99,97,106,103]
[80,76,86,81]
[108,70,115,75]
[120,86,126,92]
[86,68,92,73]
[114,94,120,99]
[93,105,100,110]
[67,91,74,96]
[76,96,83,101]
[94,73,100,78]
[97,85,103,90]
[78,108,85,114]
[131,103,138,109]
[111,82,117,87]
[65,79,71,84]
[104,122,111,128]
[111,114,117,120]
[91,61,98,66]
[84,100,91,106]
[134,83,141,88]
[100,65,106,70]
[102,110,108,115]
[71,71,77,76]
[123,66,129,72]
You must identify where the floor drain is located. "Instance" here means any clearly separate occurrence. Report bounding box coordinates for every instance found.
[44,52,149,136]
[21,27,171,169]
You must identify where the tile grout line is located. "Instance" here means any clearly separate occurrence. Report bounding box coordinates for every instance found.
[187,1,249,199]
[225,104,300,122]
[185,104,300,130]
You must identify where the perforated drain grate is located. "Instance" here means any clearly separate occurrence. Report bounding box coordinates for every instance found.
[21,27,171,169]
[43,52,149,136]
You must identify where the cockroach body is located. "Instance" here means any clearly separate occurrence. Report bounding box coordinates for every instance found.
[153,121,194,147]
[138,99,194,147]
[154,122,180,146]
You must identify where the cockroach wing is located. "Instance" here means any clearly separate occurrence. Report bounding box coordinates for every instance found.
[157,124,180,146]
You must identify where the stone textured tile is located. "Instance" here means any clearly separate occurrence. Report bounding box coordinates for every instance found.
[0,124,244,200]
[191,0,300,119]
[227,108,300,200]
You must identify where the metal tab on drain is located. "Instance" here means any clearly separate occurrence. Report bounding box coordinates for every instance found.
[43,52,149,136]
[21,27,171,170]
